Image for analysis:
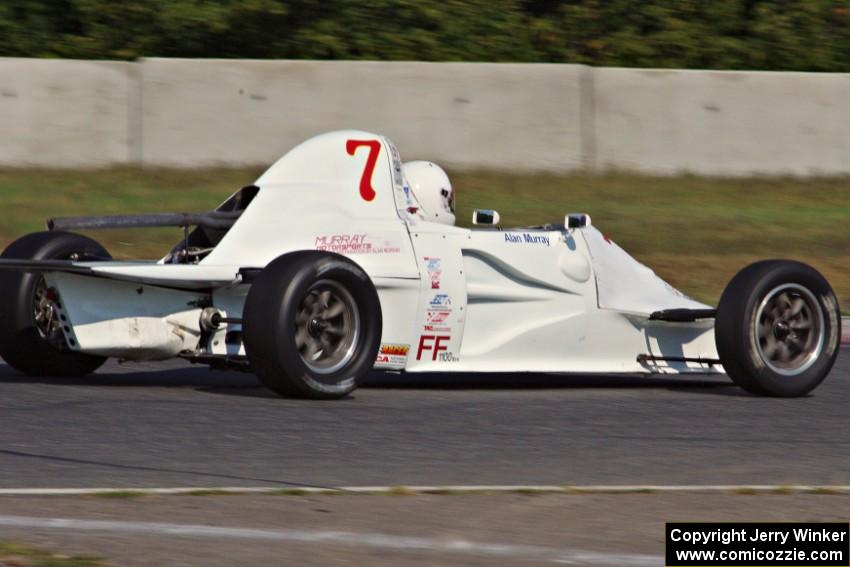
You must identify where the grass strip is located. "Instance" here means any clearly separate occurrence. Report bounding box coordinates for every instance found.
[0,541,106,567]
[1,168,848,306]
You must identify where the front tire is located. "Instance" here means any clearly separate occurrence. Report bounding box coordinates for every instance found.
[243,252,382,399]
[715,260,840,397]
[0,231,111,377]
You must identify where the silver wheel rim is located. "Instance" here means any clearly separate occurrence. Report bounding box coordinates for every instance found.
[754,283,824,376]
[294,279,359,375]
[33,277,65,348]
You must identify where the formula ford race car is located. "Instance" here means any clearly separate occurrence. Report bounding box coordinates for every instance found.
[0,131,841,399]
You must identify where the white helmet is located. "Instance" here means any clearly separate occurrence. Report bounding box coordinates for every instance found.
[403,161,455,225]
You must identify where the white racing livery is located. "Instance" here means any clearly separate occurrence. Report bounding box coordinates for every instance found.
[0,131,841,398]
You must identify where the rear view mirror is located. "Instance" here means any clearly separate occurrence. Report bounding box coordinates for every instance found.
[472,209,500,226]
[566,213,592,229]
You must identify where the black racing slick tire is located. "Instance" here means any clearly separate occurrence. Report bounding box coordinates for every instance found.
[0,231,111,377]
[243,251,382,399]
[715,260,840,397]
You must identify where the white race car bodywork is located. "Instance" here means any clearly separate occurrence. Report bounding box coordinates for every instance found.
[35,130,721,377]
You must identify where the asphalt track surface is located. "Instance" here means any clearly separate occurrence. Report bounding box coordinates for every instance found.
[1,351,848,489]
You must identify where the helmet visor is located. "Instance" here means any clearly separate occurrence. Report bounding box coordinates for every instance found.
[441,188,455,214]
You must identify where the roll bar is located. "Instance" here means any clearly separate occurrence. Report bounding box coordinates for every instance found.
[47,210,242,232]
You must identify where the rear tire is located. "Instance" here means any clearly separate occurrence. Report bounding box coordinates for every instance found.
[715,260,840,397]
[243,252,382,399]
[0,231,111,377]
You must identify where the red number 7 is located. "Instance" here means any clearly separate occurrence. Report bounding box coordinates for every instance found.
[346,139,381,202]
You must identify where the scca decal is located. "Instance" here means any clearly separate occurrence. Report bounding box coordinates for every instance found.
[346,139,381,202]
[416,335,450,361]
[375,343,410,367]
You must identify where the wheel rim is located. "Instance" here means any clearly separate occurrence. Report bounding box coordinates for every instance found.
[293,279,360,375]
[754,283,824,376]
[32,276,66,349]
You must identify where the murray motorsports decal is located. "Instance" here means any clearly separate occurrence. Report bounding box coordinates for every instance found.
[315,233,402,255]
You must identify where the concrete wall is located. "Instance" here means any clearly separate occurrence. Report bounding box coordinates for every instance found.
[0,58,133,167]
[140,59,585,171]
[0,57,848,175]
[591,68,850,176]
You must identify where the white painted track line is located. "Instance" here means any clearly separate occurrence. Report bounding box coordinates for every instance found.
[0,514,661,565]
[0,485,848,496]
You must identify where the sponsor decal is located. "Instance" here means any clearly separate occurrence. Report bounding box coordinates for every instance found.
[423,326,449,332]
[504,233,550,246]
[315,234,401,255]
[375,343,409,367]
[424,309,451,332]
[388,141,405,190]
[424,256,442,289]
[416,335,451,361]
[426,310,450,324]
[429,294,452,308]
[380,344,409,356]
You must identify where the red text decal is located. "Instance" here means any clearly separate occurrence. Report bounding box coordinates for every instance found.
[346,139,381,202]
[417,335,450,361]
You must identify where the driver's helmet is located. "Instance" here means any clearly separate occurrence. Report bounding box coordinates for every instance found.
[403,161,455,225]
